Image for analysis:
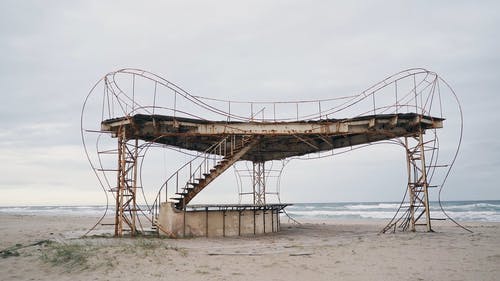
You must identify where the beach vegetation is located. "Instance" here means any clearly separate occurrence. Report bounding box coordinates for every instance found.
[136,238,156,250]
[1,248,20,258]
[164,244,188,256]
[1,240,52,259]
[40,242,92,271]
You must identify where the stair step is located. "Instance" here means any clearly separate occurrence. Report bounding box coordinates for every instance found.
[170,136,257,209]
[180,188,194,193]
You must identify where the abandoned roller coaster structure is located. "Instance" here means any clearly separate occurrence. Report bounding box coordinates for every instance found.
[81,68,463,237]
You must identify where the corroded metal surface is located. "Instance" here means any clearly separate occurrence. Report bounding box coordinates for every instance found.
[102,113,443,162]
[81,68,463,237]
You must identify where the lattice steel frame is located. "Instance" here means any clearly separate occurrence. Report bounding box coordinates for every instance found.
[404,131,432,232]
[252,161,266,205]
[382,128,434,233]
[115,126,140,237]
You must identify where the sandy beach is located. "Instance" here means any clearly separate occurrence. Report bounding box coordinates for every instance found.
[1,213,499,281]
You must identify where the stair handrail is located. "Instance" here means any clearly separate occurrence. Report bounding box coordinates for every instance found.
[174,135,254,209]
[183,135,251,194]
[150,135,237,223]
[180,135,244,194]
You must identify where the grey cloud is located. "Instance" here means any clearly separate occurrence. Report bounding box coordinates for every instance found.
[0,0,499,204]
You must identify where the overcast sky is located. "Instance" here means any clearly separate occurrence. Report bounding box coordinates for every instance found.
[1,1,498,206]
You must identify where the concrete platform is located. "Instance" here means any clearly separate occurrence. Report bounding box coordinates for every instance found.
[157,203,290,238]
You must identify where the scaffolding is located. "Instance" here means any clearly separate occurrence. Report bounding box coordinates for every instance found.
[252,162,266,205]
[114,127,140,236]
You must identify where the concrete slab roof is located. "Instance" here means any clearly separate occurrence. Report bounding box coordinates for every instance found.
[101,113,443,161]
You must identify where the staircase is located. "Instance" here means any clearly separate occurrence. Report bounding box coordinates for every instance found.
[171,136,258,209]
[150,135,259,230]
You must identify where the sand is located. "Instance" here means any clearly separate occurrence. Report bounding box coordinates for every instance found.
[1,213,499,281]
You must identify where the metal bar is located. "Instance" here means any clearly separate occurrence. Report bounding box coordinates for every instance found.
[414,74,418,112]
[114,127,123,237]
[206,207,209,237]
[271,208,274,232]
[395,80,398,114]
[318,101,322,119]
[131,138,138,236]
[405,137,416,232]
[132,74,135,111]
[263,209,266,234]
[277,209,280,232]
[223,210,226,237]
[153,81,157,114]
[418,129,432,232]
[238,211,242,236]
[174,91,177,118]
[372,92,376,115]
[183,208,186,237]
[253,209,256,235]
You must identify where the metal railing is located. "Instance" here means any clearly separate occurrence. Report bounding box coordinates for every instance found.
[150,135,251,224]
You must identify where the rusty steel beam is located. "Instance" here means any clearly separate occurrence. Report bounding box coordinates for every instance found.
[101,113,443,162]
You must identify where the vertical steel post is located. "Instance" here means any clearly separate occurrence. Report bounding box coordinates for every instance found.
[114,126,139,237]
[206,207,209,237]
[405,137,416,232]
[252,161,266,205]
[114,127,124,237]
[404,130,432,232]
[418,129,432,232]
[131,138,138,236]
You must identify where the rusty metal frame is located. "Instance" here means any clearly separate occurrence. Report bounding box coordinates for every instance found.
[81,68,466,237]
[114,126,140,237]
[405,131,432,232]
[252,161,266,205]
[382,130,434,233]
[235,160,287,205]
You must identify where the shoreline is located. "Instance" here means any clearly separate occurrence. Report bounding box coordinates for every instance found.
[3,200,499,223]
[1,213,499,281]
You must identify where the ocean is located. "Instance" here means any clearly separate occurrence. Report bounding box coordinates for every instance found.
[1,200,499,222]
[286,200,500,222]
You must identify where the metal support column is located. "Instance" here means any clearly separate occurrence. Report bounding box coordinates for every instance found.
[115,127,140,237]
[252,161,266,205]
[405,130,432,232]
[382,128,434,233]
